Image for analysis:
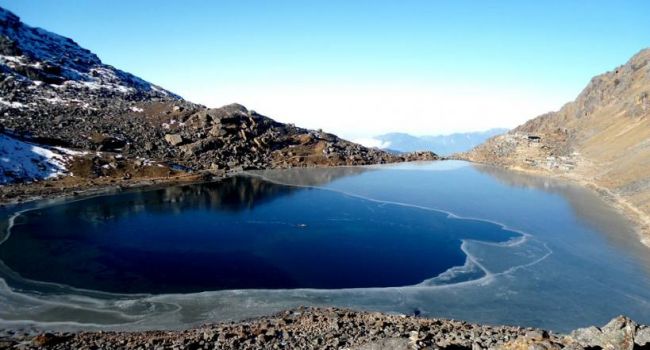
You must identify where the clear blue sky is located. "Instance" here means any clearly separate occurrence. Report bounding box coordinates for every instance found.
[1,1,649,138]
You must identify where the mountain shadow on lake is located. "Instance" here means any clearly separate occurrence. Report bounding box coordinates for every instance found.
[0,176,519,294]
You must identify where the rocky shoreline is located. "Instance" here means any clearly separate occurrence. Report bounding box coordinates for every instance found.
[0,307,648,349]
[0,159,438,207]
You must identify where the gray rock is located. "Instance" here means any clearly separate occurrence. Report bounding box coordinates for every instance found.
[351,338,411,350]
[569,316,637,350]
[636,326,650,346]
[209,125,227,137]
[164,134,184,146]
[525,330,547,340]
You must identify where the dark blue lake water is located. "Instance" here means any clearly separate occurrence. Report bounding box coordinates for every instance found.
[0,176,517,293]
[1,161,650,332]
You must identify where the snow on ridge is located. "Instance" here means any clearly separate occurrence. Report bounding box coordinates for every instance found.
[0,6,180,99]
[0,133,76,184]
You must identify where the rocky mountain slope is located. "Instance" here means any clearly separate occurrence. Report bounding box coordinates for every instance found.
[0,7,436,190]
[461,48,650,242]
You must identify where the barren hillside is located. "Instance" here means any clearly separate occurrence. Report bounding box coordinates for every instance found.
[0,6,436,198]
[461,48,650,242]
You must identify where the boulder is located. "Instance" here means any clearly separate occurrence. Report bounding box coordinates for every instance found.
[209,124,227,137]
[636,326,650,347]
[164,133,184,146]
[179,138,221,156]
[187,110,213,129]
[90,133,126,151]
[351,338,410,350]
[568,316,638,350]
[0,35,21,56]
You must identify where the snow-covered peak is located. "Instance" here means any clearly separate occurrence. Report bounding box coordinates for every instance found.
[0,6,179,98]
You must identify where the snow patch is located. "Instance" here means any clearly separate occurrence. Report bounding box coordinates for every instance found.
[0,99,25,109]
[0,134,76,184]
[150,85,170,96]
[0,55,24,65]
[52,146,88,156]
[41,96,65,104]
[136,157,157,166]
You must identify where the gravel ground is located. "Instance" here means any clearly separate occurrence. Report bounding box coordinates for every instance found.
[1,306,647,349]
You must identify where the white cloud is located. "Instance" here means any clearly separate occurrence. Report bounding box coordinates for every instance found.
[182,81,574,140]
[352,137,391,149]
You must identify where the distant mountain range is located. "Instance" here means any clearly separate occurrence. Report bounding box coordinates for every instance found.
[374,129,508,155]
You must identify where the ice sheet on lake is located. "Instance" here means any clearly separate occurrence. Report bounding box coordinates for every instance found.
[1,161,650,332]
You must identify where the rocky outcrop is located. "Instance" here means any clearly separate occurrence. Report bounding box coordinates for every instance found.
[564,316,650,350]
[0,6,438,190]
[147,103,437,171]
[0,307,648,349]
